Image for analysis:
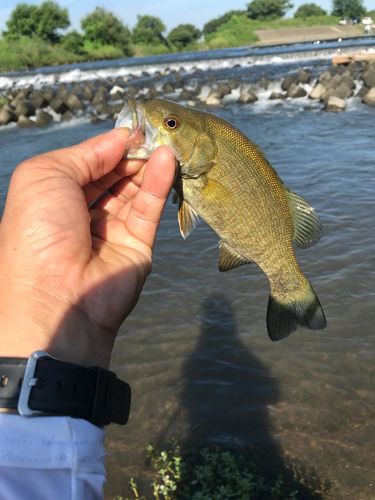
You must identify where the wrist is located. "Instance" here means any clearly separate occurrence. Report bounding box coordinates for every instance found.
[0,287,114,369]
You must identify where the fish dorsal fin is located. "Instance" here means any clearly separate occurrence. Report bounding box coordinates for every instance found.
[178,199,200,239]
[286,189,323,249]
[218,241,252,272]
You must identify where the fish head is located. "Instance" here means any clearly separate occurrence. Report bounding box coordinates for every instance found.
[115,97,216,173]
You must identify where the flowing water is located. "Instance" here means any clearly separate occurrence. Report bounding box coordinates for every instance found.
[0,44,374,498]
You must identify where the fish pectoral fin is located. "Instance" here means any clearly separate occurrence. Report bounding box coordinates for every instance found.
[218,241,252,272]
[178,199,200,239]
[181,133,216,178]
[287,189,323,249]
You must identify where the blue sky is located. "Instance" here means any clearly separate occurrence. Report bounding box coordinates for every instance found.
[0,0,373,33]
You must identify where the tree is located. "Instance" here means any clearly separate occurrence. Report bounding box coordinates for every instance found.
[168,24,201,49]
[294,3,327,17]
[60,30,86,54]
[247,0,293,19]
[331,0,366,18]
[81,8,131,54]
[5,1,69,42]
[203,10,245,35]
[132,15,167,46]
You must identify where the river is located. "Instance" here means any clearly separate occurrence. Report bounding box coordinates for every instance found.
[0,41,374,498]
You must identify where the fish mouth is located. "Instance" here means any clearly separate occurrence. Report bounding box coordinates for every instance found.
[115,97,155,159]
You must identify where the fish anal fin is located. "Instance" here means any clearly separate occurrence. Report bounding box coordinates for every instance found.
[219,241,252,272]
[178,200,200,239]
[287,189,323,249]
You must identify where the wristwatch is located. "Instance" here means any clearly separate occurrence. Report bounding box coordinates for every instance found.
[0,351,131,427]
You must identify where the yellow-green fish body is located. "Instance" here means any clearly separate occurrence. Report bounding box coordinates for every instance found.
[116,98,327,340]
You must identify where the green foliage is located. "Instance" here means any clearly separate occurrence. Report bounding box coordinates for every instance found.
[0,36,79,71]
[168,24,201,50]
[125,442,301,499]
[5,1,70,42]
[60,30,86,55]
[81,7,132,55]
[202,10,246,35]
[82,40,125,60]
[294,3,327,17]
[331,0,366,18]
[247,0,294,20]
[205,15,259,49]
[132,15,168,47]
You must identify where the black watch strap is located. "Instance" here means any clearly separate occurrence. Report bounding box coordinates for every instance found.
[0,351,131,427]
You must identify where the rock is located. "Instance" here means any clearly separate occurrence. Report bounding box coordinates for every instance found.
[61,110,74,121]
[269,91,287,100]
[179,89,195,101]
[281,75,298,91]
[162,82,175,94]
[258,77,269,89]
[239,85,258,103]
[205,90,222,106]
[0,107,17,125]
[362,87,375,106]
[30,91,49,109]
[35,109,53,127]
[41,88,55,103]
[321,82,354,102]
[17,114,35,127]
[10,89,29,108]
[92,91,108,107]
[145,86,158,99]
[297,68,311,84]
[287,83,307,98]
[325,96,346,112]
[50,95,68,114]
[14,100,35,117]
[82,85,94,101]
[309,83,326,99]
[363,68,375,88]
[65,93,83,111]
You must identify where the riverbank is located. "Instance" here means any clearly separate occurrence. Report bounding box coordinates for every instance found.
[255,24,363,45]
[0,52,374,129]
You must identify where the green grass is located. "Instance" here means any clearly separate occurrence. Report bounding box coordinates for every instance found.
[205,14,341,49]
[116,441,331,499]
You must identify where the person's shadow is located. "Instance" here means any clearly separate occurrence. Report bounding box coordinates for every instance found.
[155,293,326,498]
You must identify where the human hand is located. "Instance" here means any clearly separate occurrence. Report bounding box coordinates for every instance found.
[0,128,176,368]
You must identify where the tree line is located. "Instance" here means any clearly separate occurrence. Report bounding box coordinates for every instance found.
[1,0,371,59]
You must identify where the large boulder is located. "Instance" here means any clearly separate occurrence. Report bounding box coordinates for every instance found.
[30,90,49,109]
[14,100,35,118]
[287,83,307,98]
[35,109,53,127]
[0,107,17,125]
[239,85,258,103]
[50,95,68,114]
[324,96,346,112]
[362,87,375,106]
[363,63,375,88]
[269,91,287,100]
[309,83,326,100]
[205,89,222,106]
[17,114,35,127]
[65,93,83,112]
[297,68,312,84]
[281,75,298,91]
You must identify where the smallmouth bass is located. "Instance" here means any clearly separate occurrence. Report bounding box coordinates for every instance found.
[115,97,327,340]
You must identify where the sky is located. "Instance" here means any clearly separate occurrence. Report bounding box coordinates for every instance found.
[0,0,373,34]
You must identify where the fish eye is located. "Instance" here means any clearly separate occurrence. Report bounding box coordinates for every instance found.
[164,115,180,130]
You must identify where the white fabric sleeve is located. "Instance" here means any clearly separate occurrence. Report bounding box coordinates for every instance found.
[0,414,106,500]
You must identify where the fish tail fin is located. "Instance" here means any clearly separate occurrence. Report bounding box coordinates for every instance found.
[267,280,327,341]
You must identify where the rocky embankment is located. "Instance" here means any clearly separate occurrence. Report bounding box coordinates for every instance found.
[0,60,374,128]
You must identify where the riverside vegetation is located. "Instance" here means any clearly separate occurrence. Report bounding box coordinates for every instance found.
[0,0,373,72]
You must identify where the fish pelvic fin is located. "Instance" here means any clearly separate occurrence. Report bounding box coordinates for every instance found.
[286,189,323,249]
[267,280,327,341]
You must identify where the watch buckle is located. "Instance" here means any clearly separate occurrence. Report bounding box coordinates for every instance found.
[18,350,55,417]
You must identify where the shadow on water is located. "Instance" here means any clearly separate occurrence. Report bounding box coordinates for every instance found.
[154,293,327,499]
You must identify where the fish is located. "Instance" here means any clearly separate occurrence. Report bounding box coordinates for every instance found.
[115,97,327,341]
